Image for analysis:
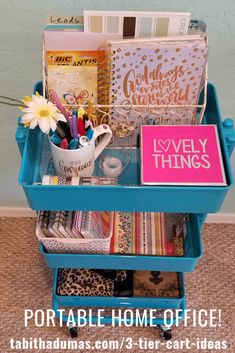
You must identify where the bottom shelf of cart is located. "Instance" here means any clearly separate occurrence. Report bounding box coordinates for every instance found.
[52,270,186,327]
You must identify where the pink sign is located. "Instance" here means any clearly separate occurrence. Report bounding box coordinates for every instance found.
[141,125,226,185]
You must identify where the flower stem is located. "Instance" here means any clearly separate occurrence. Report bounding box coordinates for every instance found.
[0,101,26,107]
[0,95,24,104]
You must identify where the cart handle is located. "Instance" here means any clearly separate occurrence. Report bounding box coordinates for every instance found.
[15,118,28,157]
[15,82,43,158]
[222,118,235,157]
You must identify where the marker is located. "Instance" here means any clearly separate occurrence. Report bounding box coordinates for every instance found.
[86,129,94,140]
[85,119,93,131]
[56,125,67,139]
[87,94,94,119]
[50,132,62,146]
[83,114,89,122]
[72,110,78,138]
[58,120,72,140]
[77,106,85,118]
[69,138,79,150]
[77,117,86,136]
[60,138,68,149]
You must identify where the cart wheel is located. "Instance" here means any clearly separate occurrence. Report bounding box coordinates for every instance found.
[69,326,78,338]
[158,325,172,340]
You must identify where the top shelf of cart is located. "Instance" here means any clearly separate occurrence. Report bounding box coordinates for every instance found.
[16,82,234,213]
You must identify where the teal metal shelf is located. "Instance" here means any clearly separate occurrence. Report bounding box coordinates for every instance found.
[16,83,235,213]
[41,214,202,272]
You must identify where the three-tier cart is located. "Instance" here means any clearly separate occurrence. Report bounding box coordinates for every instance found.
[16,81,235,339]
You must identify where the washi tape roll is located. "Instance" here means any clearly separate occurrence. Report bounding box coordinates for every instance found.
[102,156,123,178]
[42,175,80,186]
[42,175,117,186]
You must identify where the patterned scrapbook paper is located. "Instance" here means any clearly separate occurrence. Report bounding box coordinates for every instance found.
[111,212,133,254]
[133,271,180,297]
[57,269,133,297]
[57,269,114,296]
[75,177,116,239]
[52,211,69,238]
[110,212,184,256]
[80,211,112,239]
[37,211,52,238]
[106,35,208,123]
[72,211,84,238]
[48,211,60,238]
[65,212,76,238]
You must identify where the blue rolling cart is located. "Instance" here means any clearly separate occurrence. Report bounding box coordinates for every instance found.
[16,82,235,339]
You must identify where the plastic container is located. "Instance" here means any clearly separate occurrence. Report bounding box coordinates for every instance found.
[16,82,235,212]
[36,211,114,254]
[40,214,202,272]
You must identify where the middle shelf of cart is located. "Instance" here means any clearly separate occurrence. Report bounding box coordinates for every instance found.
[40,213,202,272]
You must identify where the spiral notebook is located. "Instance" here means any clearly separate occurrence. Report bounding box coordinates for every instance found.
[98,35,208,124]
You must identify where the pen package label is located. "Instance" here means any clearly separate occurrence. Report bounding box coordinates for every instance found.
[46,50,104,104]
[46,50,104,66]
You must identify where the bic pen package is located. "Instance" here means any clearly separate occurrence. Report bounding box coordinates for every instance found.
[45,50,105,105]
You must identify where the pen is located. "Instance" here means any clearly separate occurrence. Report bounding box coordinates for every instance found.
[50,132,62,146]
[72,110,78,138]
[58,120,72,141]
[49,89,70,122]
[77,117,86,136]
[86,129,94,140]
[87,94,94,119]
[84,115,94,131]
[55,125,67,139]
[69,138,79,149]
[77,106,85,118]
[60,138,69,149]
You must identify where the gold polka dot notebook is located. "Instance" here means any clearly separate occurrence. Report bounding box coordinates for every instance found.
[98,35,208,124]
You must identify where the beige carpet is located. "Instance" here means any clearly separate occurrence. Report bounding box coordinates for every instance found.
[0,217,234,353]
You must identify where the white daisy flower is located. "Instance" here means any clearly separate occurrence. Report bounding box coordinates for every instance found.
[21,95,67,134]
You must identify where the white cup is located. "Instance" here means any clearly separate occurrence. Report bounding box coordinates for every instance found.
[49,124,112,177]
